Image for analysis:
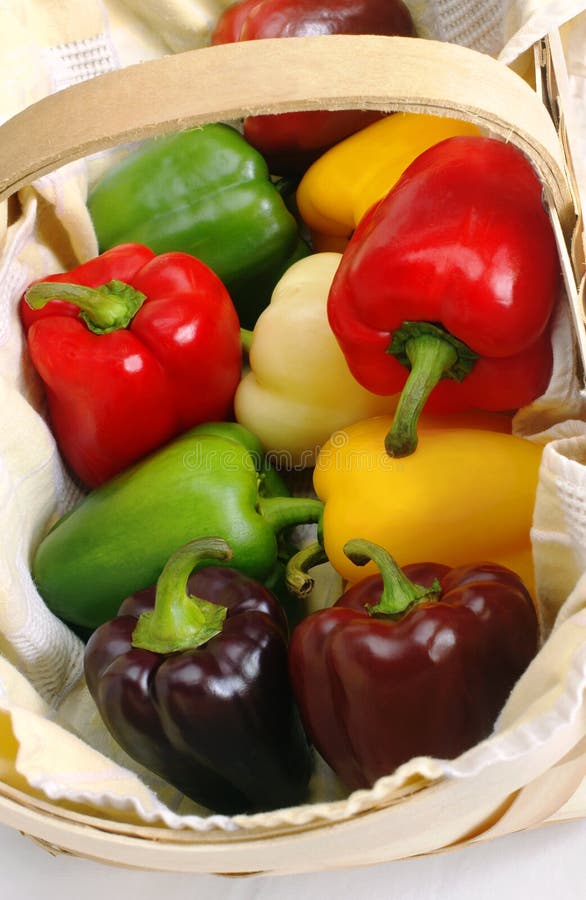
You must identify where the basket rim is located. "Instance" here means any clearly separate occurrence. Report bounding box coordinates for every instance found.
[0,34,574,236]
[0,776,452,875]
[0,774,434,845]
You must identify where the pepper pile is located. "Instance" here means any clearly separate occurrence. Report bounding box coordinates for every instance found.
[20,3,562,814]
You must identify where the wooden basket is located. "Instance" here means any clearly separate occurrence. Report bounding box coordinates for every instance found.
[0,32,585,876]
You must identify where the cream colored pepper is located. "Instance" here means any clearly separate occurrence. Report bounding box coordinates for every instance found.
[234,253,395,467]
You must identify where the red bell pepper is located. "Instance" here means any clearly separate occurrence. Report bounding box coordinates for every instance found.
[327,135,560,456]
[211,0,415,174]
[289,539,539,792]
[21,244,242,487]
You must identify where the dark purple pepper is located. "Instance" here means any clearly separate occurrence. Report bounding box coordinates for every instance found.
[85,538,312,814]
[289,539,539,792]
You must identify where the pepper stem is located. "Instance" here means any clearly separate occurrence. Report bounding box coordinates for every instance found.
[344,538,440,618]
[25,279,146,334]
[285,541,329,598]
[257,496,323,535]
[384,321,478,458]
[240,327,254,355]
[131,538,233,654]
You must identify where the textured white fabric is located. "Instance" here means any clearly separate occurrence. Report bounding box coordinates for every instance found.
[1,0,586,842]
[499,2,586,215]
[406,0,506,55]
[43,33,119,91]
[500,0,586,60]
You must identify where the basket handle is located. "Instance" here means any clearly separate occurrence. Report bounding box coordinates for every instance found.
[0,34,574,231]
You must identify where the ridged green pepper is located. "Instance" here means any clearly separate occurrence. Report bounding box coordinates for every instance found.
[88,125,299,326]
[32,422,323,631]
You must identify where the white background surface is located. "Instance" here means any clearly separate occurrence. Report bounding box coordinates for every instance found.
[2,815,586,898]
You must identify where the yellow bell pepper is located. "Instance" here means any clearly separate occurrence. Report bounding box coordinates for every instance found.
[234,253,395,467]
[314,415,540,595]
[296,112,481,251]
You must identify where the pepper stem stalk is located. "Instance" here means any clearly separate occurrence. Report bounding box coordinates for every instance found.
[257,496,323,535]
[25,280,146,334]
[131,538,233,654]
[285,541,329,598]
[344,538,440,618]
[240,327,254,355]
[385,321,478,457]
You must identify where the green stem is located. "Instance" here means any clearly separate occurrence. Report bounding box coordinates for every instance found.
[285,541,329,598]
[25,279,146,334]
[384,322,478,458]
[240,327,254,355]
[258,460,291,500]
[344,538,440,618]
[131,538,233,654]
[257,496,323,535]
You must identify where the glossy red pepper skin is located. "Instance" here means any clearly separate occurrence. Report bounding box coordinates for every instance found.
[20,244,242,487]
[211,0,415,174]
[85,565,312,814]
[327,136,560,414]
[289,560,539,792]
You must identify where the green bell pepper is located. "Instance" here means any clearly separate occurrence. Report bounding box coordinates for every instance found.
[88,124,299,324]
[32,422,322,631]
